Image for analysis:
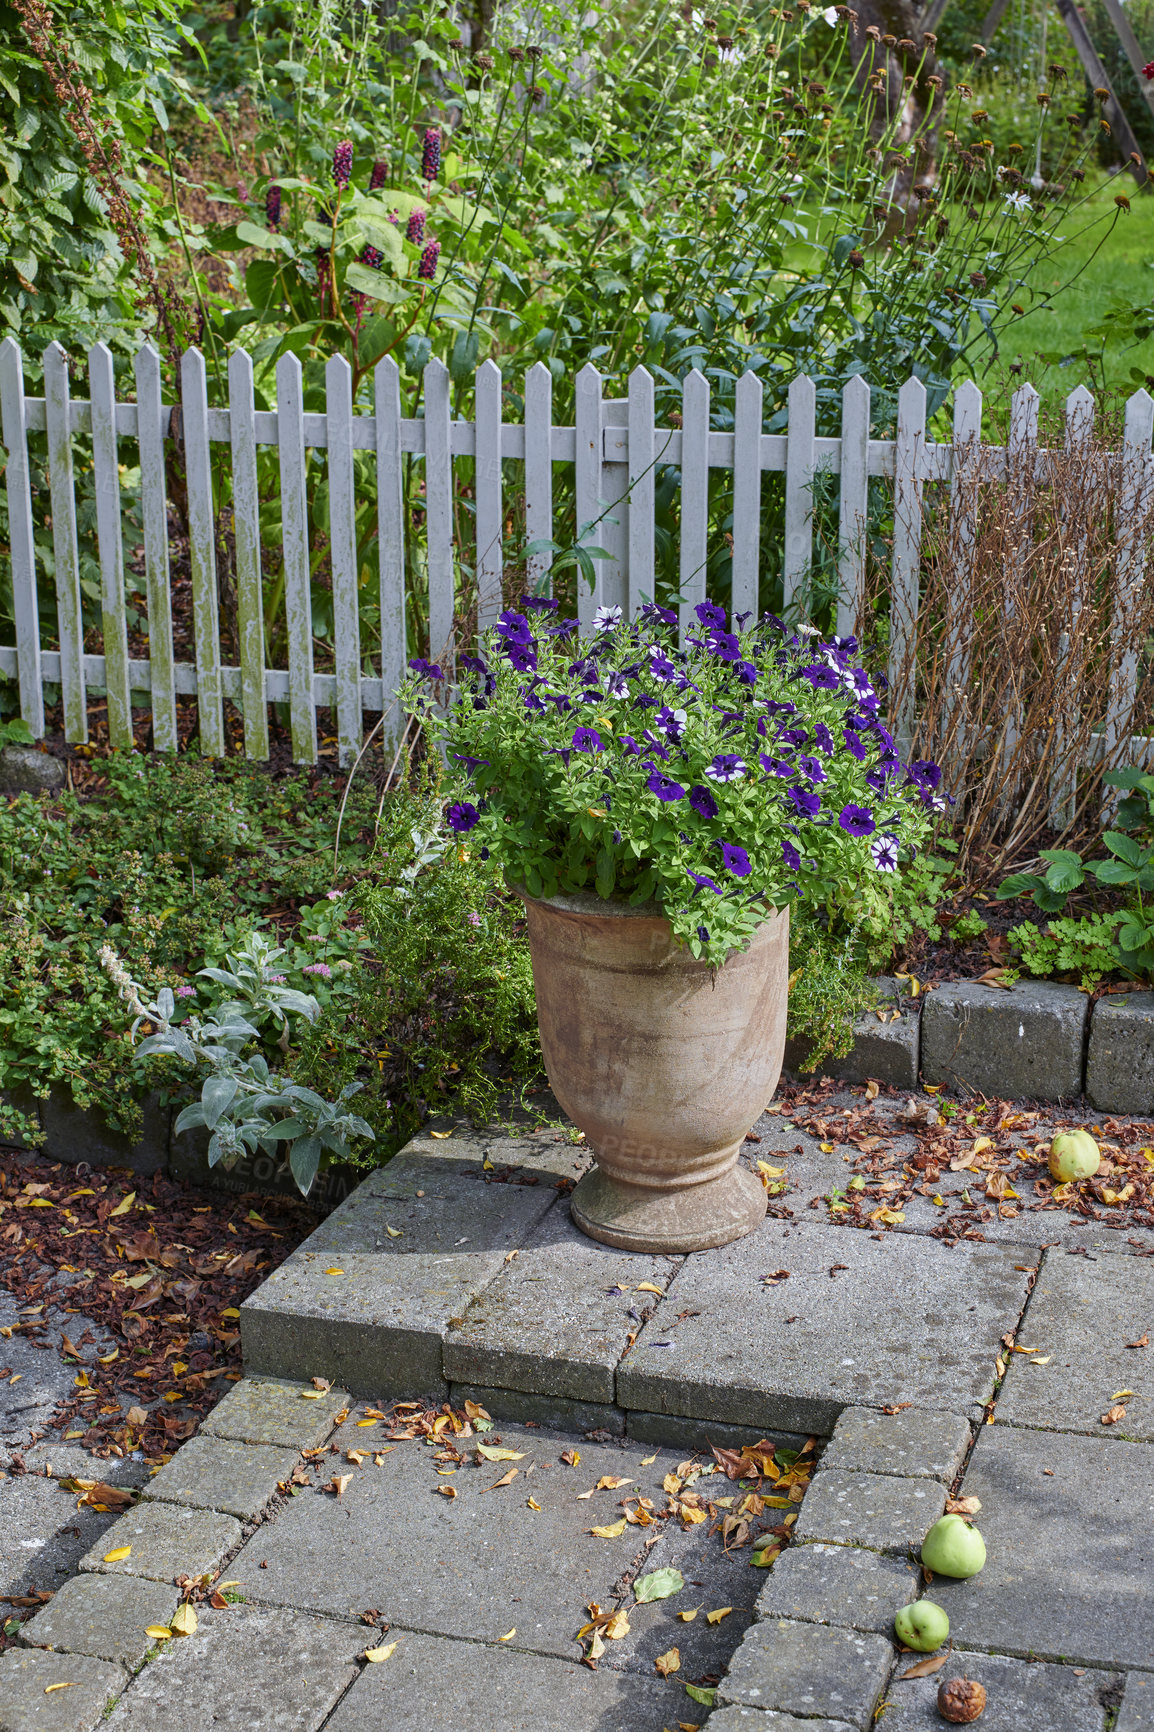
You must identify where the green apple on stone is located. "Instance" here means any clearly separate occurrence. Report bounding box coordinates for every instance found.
[921,1513,986,1578]
[1048,1130,1100,1183]
[894,1599,950,1651]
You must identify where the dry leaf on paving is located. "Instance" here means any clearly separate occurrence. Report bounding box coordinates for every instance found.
[678,1608,699,1622]
[1101,1405,1127,1425]
[170,1603,198,1637]
[484,1469,519,1491]
[476,1445,525,1462]
[595,1475,633,1491]
[438,1485,457,1498]
[590,1519,627,1538]
[900,1654,947,1678]
[706,1607,733,1625]
[498,1629,516,1642]
[576,1488,596,1500]
[945,1497,981,1516]
[145,1625,173,1640]
[526,1496,541,1510]
[604,1611,631,1639]
[125,1406,148,1429]
[587,1629,606,1660]
[311,1377,332,1392]
[654,1647,681,1676]
[103,1546,131,1563]
[363,1641,398,1663]
[560,1449,580,1466]
[1125,1334,1149,1349]
[329,1475,354,1496]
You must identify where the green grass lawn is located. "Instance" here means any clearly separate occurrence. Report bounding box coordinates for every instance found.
[981,174,1154,416]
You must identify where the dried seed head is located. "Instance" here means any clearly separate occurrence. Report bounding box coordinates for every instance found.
[937,1676,987,1723]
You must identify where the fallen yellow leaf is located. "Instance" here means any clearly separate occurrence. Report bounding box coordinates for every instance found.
[654,1646,681,1676]
[590,1519,628,1538]
[639,1454,657,1466]
[706,1607,733,1625]
[635,1282,663,1295]
[527,1496,541,1510]
[678,1608,699,1622]
[356,1418,378,1427]
[476,1445,525,1462]
[1114,1390,1135,1400]
[498,1629,516,1641]
[663,1474,683,1495]
[170,1602,198,1637]
[220,1307,240,1319]
[604,1610,631,1639]
[324,1268,345,1276]
[438,1485,458,1499]
[485,1469,519,1491]
[596,1475,633,1491]
[901,1654,947,1678]
[757,1162,785,1178]
[300,1391,325,1400]
[364,1640,398,1662]
[385,1226,403,1238]
[680,1505,708,1525]
[145,1626,173,1640]
[108,1192,136,1217]
[44,1683,79,1693]
[429,1129,453,1139]
[103,1546,131,1562]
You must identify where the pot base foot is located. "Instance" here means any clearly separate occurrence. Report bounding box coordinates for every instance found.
[569,1161,767,1254]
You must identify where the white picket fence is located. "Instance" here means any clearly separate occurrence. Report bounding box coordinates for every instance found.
[2,335,1153,765]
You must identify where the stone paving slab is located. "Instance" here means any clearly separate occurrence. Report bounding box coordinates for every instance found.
[0,1647,124,1731]
[997,1248,1154,1439]
[617,1221,1033,1433]
[1087,992,1154,1115]
[448,1383,624,1436]
[226,1422,744,1661]
[199,1375,350,1451]
[786,978,921,1091]
[928,1424,1154,1669]
[820,1407,971,1483]
[322,1629,683,1732]
[103,1604,360,1731]
[239,1156,560,1398]
[921,978,1089,1102]
[142,1434,300,1523]
[443,1204,680,1403]
[705,1710,857,1732]
[755,1542,917,1634]
[0,1458,145,1600]
[1120,1673,1154,1730]
[880,1649,1117,1731]
[625,1412,811,1453]
[717,1618,892,1729]
[792,1469,945,1553]
[78,1502,242,1584]
[19,1571,180,1668]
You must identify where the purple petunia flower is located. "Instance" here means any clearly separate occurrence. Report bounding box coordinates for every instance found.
[797,755,826,784]
[687,868,722,893]
[303,962,333,978]
[647,772,686,802]
[908,758,943,791]
[697,925,710,942]
[450,753,489,775]
[604,671,630,699]
[788,786,822,818]
[446,801,480,833]
[406,206,427,244]
[409,656,444,680]
[521,593,560,612]
[782,838,801,871]
[417,238,441,279]
[759,754,795,779]
[735,660,759,686]
[618,735,643,756]
[871,832,900,873]
[655,705,687,739]
[497,610,532,643]
[265,184,282,229]
[689,785,718,819]
[764,700,797,717]
[799,663,839,690]
[778,726,808,747]
[843,729,867,762]
[719,841,752,877]
[838,803,876,837]
[572,728,604,752]
[421,126,442,181]
[333,140,353,188]
[704,754,746,783]
[695,601,727,629]
[647,649,678,682]
[459,653,490,675]
[708,631,742,663]
[813,722,834,754]
[640,602,678,627]
[594,604,623,633]
[504,643,537,673]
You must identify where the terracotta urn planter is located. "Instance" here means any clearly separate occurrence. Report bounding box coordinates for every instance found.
[516,890,790,1253]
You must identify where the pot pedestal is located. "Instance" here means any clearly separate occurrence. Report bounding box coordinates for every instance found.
[570,1158,767,1255]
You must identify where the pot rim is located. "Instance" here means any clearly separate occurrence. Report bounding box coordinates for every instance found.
[510,883,666,921]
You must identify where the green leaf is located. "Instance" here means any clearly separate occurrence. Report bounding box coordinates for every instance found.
[289,1134,322,1197]
[685,1684,716,1707]
[201,1075,238,1128]
[344,263,413,304]
[1104,830,1145,868]
[995,873,1045,901]
[633,1568,684,1603]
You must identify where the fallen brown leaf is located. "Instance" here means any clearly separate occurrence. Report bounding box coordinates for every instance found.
[900,1654,947,1678]
[1125,1334,1149,1349]
[1101,1405,1126,1425]
[654,1646,681,1676]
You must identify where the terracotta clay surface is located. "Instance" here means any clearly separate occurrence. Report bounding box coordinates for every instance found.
[518,891,789,1252]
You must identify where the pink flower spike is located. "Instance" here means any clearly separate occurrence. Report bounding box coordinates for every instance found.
[303,962,333,978]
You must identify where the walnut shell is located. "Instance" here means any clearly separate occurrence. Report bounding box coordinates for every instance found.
[937,1677,987,1723]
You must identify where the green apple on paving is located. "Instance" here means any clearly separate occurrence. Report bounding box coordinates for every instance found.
[921,1514,986,1578]
[894,1599,950,1651]
[1048,1130,1100,1183]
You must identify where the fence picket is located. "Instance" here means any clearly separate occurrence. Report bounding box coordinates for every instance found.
[836,373,870,641]
[942,379,982,750]
[732,369,763,626]
[679,368,710,643]
[424,357,454,668]
[276,351,317,764]
[523,361,553,599]
[888,375,928,752]
[1104,388,1154,792]
[374,355,406,740]
[325,354,362,767]
[474,358,503,632]
[783,374,816,619]
[134,344,176,753]
[89,342,133,749]
[43,343,86,742]
[997,382,1040,807]
[228,347,268,761]
[0,340,43,737]
[575,363,603,635]
[1050,384,1096,825]
[627,366,658,619]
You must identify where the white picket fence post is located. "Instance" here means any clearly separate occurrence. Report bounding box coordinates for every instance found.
[2,341,1153,775]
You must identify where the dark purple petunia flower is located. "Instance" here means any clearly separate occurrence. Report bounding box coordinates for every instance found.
[505,643,537,673]
[797,755,826,784]
[618,735,643,756]
[735,660,759,686]
[545,616,579,638]
[799,663,839,690]
[814,722,834,754]
[838,803,876,837]
[908,758,943,791]
[719,841,752,877]
[871,832,900,873]
[409,656,444,680]
[697,925,710,942]
[865,768,888,795]
[843,729,867,762]
[459,653,489,675]
[641,603,678,627]
[705,753,746,784]
[759,754,795,779]
[446,801,479,833]
[764,700,797,717]
[782,838,801,871]
[572,728,604,752]
[695,601,727,629]
[647,772,686,802]
[689,785,718,819]
[687,868,722,893]
[521,593,560,612]
[450,753,489,775]
[788,786,822,818]
[778,726,808,748]
[655,705,686,739]
[648,652,678,682]
[708,631,741,662]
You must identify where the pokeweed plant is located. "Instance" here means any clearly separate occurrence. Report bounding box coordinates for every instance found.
[100,944,374,1198]
[406,600,945,964]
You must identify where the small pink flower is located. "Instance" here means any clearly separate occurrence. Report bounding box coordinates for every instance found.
[326,890,343,901]
[467,912,482,927]
[303,962,333,978]
[175,984,196,998]
[265,973,287,984]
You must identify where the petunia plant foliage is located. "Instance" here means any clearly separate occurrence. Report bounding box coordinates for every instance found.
[407,603,946,964]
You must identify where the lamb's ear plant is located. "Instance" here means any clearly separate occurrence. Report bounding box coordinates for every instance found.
[100,946,374,1198]
[407,601,946,964]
